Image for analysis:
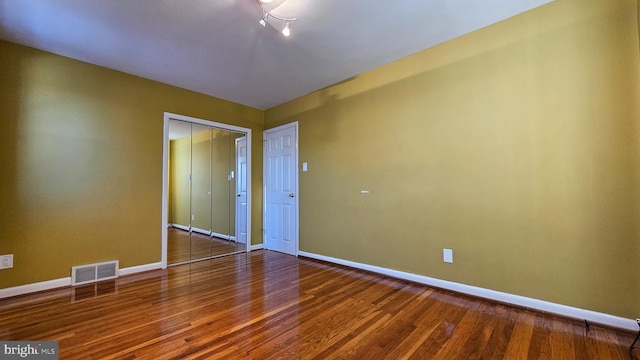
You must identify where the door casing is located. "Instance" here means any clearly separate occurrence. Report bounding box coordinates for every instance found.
[235,136,248,245]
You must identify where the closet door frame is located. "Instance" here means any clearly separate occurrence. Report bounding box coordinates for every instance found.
[161,112,252,269]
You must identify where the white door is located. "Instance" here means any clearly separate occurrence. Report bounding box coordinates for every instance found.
[264,123,298,255]
[235,137,248,245]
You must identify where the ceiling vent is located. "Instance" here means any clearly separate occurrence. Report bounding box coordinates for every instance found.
[71,260,119,286]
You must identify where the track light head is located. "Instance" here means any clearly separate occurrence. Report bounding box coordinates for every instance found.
[282,21,290,37]
[259,12,269,27]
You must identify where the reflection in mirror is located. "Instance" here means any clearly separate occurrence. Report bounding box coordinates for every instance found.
[233,132,249,250]
[167,120,192,265]
[167,120,248,266]
[210,128,233,256]
[190,123,213,262]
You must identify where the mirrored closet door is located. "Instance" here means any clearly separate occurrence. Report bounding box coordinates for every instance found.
[167,120,248,265]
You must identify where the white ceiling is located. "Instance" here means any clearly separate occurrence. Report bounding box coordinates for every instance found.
[0,0,553,110]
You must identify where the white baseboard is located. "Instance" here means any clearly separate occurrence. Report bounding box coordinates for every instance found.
[170,224,237,241]
[170,223,189,231]
[0,262,163,299]
[298,251,637,332]
[212,231,237,242]
[250,244,264,251]
[118,262,163,276]
[0,277,72,299]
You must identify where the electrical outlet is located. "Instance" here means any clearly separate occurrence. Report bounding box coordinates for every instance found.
[0,254,13,269]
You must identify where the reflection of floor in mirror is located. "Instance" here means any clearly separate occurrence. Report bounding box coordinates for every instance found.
[168,227,247,265]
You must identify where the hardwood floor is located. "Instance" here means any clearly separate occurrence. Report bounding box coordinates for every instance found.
[168,227,246,265]
[0,250,635,359]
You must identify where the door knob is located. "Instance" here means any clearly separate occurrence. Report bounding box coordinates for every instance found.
[289,193,295,198]
[237,194,241,197]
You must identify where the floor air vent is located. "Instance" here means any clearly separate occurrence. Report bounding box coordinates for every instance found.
[71,260,119,286]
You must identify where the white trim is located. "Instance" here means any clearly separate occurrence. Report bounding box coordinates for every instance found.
[263,121,299,256]
[0,278,71,299]
[244,129,252,255]
[162,112,252,269]
[298,251,638,332]
[118,262,163,276]
[250,244,264,251]
[212,231,236,242]
[235,136,249,245]
[294,122,298,256]
[170,223,190,232]
[0,262,163,299]
[162,116,170,269]
[170,224,237,241]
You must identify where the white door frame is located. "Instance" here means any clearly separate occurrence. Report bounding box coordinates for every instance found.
[161,112,252,269]
[235,136,248,245]
[263,121,299,255]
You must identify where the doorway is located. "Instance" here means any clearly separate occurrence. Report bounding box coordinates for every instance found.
[161,113,252,268]
[263,122,298,256]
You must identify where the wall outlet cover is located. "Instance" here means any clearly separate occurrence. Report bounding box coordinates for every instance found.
[0,254,14,269]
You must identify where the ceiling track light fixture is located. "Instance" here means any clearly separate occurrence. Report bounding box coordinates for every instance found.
[256,0,297,37]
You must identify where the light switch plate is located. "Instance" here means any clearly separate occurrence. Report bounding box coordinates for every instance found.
[443,249,453,263]
[302,162,308,172]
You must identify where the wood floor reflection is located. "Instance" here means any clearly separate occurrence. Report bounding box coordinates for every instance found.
[0,250,634,359]
[168,227,247,265]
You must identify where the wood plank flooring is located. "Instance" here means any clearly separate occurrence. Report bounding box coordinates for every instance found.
[0,250,635,359]
[168,227,246,265]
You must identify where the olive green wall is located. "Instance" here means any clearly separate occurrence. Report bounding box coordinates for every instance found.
[0,40,263,289]
[265,0,640,318]
[169,136,191,227]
